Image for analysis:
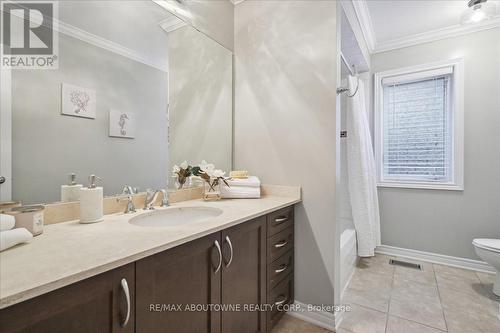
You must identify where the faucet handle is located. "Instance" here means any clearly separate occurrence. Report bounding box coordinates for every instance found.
[117,195,136,214]
[144,189,159,210]
[122,185,137,195]
[145,188,155,198]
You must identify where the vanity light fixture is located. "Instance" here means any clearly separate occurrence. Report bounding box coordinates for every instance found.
[461,0,496,25]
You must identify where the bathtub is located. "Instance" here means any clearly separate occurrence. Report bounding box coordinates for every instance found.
[340,228,357,297]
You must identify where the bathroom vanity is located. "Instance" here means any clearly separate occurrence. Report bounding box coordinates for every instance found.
[0,190,299,333]
[0,1,300,332]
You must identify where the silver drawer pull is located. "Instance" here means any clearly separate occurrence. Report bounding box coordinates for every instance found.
[275,265,288,274]
[274,295,288,306]
[274,216,288,224]
[120,278,131,327]
[274,240,288,248]
[214,240,222,274]
[225,236,234,268]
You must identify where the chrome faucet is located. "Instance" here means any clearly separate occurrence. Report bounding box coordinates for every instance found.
[117,195,136,214]
[144,189,160,210]
[122,186,137,195]
[159,189,169,207]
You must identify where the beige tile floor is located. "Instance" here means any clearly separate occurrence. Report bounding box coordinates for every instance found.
[340,255,500,333]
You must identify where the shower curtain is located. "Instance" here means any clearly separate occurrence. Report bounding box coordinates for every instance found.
[346,76,381,257]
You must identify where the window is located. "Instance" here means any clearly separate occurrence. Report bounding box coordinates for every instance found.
[374,60,464,190]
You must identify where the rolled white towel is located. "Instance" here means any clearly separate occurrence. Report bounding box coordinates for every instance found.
[0,214,15,231]
[225,176,261,188]
[220,185,261,199]
[0,228,33,252]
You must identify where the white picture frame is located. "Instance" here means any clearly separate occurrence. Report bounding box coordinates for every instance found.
[109,109,136,139]
[61,83,96,119]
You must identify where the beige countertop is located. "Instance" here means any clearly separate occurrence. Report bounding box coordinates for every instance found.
[0,187,301,309]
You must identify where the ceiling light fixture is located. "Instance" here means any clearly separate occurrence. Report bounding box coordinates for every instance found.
[461,0,496,25]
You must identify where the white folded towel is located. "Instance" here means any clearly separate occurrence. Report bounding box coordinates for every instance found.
[225,176,261,188]
[220,185,261,199]
[0,228,33,252]
[0,214,15,231]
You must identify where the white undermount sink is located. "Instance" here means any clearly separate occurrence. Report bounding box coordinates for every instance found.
[129,206,223,227]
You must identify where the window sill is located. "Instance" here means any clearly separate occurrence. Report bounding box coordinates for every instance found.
[377,181,464,191]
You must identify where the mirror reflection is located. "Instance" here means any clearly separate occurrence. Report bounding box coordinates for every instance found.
[0,0,233,205]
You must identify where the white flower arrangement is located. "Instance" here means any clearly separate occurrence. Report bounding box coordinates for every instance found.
[193,160,229,191]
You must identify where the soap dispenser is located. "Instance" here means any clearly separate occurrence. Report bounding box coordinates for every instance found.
[79,175,104,224]
[61,173,83,202]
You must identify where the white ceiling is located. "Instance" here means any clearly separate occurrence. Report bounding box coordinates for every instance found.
[353,0,500,53]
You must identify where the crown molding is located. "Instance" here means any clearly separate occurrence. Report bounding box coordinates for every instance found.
[230,0,246,5]
[351,0,376,53]
[373,16,500,53]
[159,16,187,33]
[5,4,168,71]
[350,0,500,54]
[57,20,168,72]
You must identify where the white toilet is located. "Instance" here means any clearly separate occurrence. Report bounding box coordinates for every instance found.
[472,238,500,296]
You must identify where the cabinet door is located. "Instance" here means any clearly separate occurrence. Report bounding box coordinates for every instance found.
[221,217,266,333]
[0,263,135,333]
[136,232,222,333]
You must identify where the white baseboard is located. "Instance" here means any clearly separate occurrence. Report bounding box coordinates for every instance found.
[376,245,496,274]
[287,301,335,331]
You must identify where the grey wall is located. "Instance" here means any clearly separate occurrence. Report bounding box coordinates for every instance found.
[12,34,168,204]
[234,0,338,307]
[371,28,500,260]
[169,25,232,175]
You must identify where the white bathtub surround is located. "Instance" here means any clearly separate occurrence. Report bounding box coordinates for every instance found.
[0,228,32,252]
[220,176,261,198]
[340,228,358,297]
[346,76,380,257]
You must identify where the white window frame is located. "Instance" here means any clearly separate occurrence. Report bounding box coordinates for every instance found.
[374,59,464,191]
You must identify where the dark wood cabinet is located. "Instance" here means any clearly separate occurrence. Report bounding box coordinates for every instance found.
[0,205,295,333]
[0,263,135,333]
[221,217,266,333]
[135,233,222,333]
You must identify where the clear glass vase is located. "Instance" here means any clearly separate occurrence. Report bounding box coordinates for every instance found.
[203,180,221,201]
[172,175,187,190]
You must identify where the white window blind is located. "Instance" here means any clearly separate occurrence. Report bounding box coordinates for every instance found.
[382,69,453,183]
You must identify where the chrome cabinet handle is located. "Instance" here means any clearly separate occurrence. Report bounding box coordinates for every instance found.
[225,236,234,268]
[274,216,288,224]
[274,295,288,306]
[214,240,222,274]
[120,278,131,327]
[274,240,288,248]
[275,264,288,274]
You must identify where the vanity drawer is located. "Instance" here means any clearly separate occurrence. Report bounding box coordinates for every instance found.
[267,273,293,331]
[267,226,294,263]
[267,250,293,291]
[267,206,294,237]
